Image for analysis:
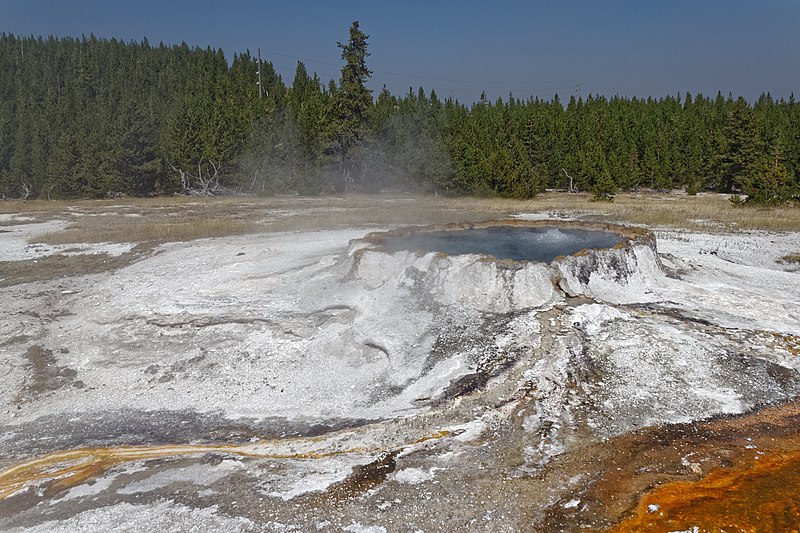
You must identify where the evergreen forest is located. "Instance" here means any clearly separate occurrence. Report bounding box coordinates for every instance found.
[1,26,799,204]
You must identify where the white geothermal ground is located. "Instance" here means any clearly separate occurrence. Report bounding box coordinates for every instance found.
[0,210,799,532]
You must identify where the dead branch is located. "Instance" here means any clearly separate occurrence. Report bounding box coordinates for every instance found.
[20,180,32,202]
[343,168,355,192]
[562,169,577,193]
[169,162,191,192]
[196,159,221,195]
[248,167,260,193]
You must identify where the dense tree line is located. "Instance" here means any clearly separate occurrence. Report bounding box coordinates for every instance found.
[1,28,798,203]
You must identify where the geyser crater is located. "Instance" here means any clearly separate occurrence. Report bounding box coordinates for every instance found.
[346,220,663,310]
[379,225,625,262]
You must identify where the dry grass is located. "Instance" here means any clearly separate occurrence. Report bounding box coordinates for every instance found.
[0,247,151,288]
[257,196,516,232]
[528,191,800,232]
[257,192,800,233]
[1,191,798,288]
[20,194,518,246]
[2,191,799,250]
[36,217,257,246]
[0,195,201,215]
[777,254,800,264]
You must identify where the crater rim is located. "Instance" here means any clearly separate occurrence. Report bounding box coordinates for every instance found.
[352,219,653,264]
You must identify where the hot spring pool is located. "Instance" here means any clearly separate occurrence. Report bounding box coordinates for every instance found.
[380,226,625,262]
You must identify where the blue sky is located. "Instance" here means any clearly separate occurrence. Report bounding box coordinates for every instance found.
[2,0,798,102]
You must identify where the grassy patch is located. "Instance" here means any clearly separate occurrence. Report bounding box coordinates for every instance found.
[529,191,800,232]
[258,196,516,232]
[35,217,257,246]
[0,195,201,215]
[0,247,151,287]
[777,254,800,264]
[2,191,799,287]
[3,191,800,250]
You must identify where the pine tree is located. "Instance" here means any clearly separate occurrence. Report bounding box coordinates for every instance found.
[331,21,372,191]
[740,149,795,205]
[592,168,617,201]
[720,97,762,192]
[112,99,159,195]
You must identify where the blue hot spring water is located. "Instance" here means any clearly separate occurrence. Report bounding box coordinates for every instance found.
[381,226,624,262]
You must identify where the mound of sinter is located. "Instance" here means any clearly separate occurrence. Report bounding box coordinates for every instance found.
[346,220,662,312]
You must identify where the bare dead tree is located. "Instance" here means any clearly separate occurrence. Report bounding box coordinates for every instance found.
[169,163,191,192]
[562,169,577,193]
[195,159,222,195]
[169,158,224,196]
[343,168,355,192]
[20,180,32,202]
[248,167,261,193]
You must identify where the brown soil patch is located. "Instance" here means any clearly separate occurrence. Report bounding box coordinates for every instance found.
[16,345,80,401]
[23,345,58,395]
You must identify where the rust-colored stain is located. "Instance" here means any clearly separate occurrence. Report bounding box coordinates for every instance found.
[769,331,800,356]
[539,401,800,532]
[597,402,800,533]
[0,444,241,500]
[0,430,451,501]
[412,430,450,444]
[609,450,800,532]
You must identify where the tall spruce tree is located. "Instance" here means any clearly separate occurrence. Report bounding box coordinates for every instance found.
[331,21,372,191]
[720,97,761,193]
[741,156,792,205]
